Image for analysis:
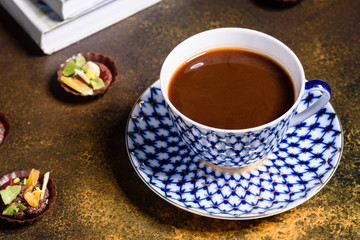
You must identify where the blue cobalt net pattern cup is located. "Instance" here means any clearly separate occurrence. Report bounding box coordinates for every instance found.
[160,28,331,168]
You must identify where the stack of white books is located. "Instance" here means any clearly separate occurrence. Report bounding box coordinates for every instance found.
[0,0,161,54]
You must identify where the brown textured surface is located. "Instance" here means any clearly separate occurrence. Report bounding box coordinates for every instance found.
[0,0,358,239]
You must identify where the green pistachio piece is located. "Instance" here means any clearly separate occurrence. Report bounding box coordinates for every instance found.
[90,77,105,90]
[62,60,77,76]
[75,56,87,68]
[2,202,26,216]
[0,185,21,205]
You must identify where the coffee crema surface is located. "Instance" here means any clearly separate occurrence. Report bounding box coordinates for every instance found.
[168,48,295,129]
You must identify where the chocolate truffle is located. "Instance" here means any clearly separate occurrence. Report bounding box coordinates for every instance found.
[0,169,56,224]
[57,52,118,97]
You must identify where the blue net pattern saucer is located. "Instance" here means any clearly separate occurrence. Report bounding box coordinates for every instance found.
[126,80,343,220]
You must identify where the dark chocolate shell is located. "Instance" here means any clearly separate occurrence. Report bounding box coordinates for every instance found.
[0,112,10,146]
[57,52,118,97]
[0,170,57,224]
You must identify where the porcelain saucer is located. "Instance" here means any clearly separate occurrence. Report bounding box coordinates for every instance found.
[125,80,343,220]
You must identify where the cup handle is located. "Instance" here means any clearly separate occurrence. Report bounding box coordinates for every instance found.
[289,79,331,126]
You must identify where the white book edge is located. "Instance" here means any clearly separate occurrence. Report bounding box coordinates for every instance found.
[42,0,109,20]
[1,0,161,54]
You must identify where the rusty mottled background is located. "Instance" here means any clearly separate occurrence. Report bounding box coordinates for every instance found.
[0,0,359,239]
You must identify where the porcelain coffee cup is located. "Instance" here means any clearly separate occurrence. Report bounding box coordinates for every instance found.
[160,28,331,168]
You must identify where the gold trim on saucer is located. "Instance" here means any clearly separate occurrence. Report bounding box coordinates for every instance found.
[199,156,268,174]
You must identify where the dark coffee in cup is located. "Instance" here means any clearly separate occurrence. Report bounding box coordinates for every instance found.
[168,47,295,129]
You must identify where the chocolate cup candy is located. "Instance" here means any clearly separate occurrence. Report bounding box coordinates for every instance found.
[57,52,118,97]
[0,170,57,224]
[0,112,10,146]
